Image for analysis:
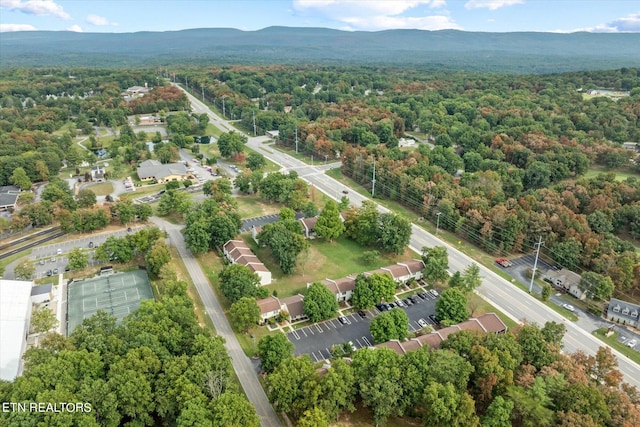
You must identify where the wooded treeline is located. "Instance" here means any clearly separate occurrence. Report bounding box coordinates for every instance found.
[263,323,640,427]
[0,273,259,427]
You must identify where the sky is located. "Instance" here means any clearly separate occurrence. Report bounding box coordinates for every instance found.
[1,0,639,34]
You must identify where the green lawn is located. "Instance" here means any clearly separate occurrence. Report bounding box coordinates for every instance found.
[584,166,639,181]
[83,182,114,196]
[244,234,416,298]
[203,143,280,173]
[236,194,282,219]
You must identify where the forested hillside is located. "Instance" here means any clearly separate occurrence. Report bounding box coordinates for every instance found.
[179,65,640,302]
[1,27,639,72]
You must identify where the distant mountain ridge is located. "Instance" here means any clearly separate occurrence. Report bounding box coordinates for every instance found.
[1,26,639,72]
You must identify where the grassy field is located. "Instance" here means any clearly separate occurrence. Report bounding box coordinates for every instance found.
[83,182,114,196]
[584,166,639,181]
[236,194,282,219]
[245,234,416,298]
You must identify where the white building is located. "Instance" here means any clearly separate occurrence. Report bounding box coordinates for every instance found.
[0,279,33,381]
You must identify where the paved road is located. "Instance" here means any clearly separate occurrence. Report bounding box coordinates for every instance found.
[179,86,640,388]
[151,217,281,427]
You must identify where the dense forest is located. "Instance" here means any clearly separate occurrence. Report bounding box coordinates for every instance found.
[179,65,640,302]
[263,323,640,427]
[1,28,639,72]
[0,272,259,427]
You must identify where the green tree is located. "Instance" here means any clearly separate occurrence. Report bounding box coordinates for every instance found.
[301,201,319,218]
[219,264,261,303]
[581,271,615,301]
[14,260,35,279]
[459,263,483,294]
[246,151,267,171]
[517,324,558,370]
[76,189,97,208]
[145,240,171,279]
[157,189,192,216]
[436,288,469,326]
[31,307,59,334]
[298,407,330,427]
[319,358,356,420]
[541,284,551,301]
[218,131,247,158]
[369,308,409,344]
[210,392,260,427]
[422,382,480,427]
[351,348,403,426]
[315,200,345,242]
[258,333,295,373]
[229,297,260,333]
[258,221,308,274]
[344,201,379,247]
[10,166,32,190]
[481,396,514,427]
[377,212,411,254]
[449,271,464,288]
[266,355,318,417]
[68,247,89,270]
[422,246,449,284]
[304,282,339,323]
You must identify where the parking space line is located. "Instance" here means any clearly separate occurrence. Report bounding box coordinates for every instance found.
[328,320,336,328]
[310,352,319,362]
[355,338,363,348]
[349,314,358,323]
[301,329,308,337]
[308,328,314,335]
[291,330,300,340]
[362,336,372,346]
[315,324,323,333]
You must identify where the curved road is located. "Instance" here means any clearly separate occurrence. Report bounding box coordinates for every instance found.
[180,85,640,388]
[150,217,281,427]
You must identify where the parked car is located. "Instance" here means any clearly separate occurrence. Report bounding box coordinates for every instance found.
[429,314,439,324]
[403,298,412,306]
[417,292,428,300]
[561,303,575,312]
[357,310,367,318]
[46,270,52,276]
[376,303,390,312]
[348,341,357,351]
[417,318,428,328]
[396,300,405,308]
[338,316,350,325]
[53,268,59,275]
[408,295,419,304]
[626,339,637,348]
[429,289,439,297]
[88,241,94,248]
[38,259,45,265]
[495,258,512,267]
[56,248,62,254]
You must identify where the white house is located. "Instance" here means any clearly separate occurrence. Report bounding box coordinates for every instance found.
[222,240,272,286]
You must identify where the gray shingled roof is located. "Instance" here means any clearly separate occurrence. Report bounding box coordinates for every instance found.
[137,160,187,180]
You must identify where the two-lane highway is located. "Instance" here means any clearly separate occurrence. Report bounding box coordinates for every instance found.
[178,85,640,388]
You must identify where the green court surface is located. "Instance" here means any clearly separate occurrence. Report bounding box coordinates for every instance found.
[67,269,154,334]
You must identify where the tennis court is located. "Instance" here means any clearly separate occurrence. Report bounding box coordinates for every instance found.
[67,269,154,334]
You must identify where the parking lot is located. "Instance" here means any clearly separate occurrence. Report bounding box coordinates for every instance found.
[288,290,440,362]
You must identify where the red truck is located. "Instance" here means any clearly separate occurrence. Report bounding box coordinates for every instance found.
[495,258,512,267]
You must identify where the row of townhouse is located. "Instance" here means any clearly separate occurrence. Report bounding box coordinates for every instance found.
[255,259,426,324]
[375,313,508,355]
[257,294,306,324]
[222,240,272,286]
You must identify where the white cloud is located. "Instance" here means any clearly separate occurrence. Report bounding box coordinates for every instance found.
[0,23,36,32]
[0,0,70,19]
[66,24,82,32]
[464,0,524,11]
[86,14,118,27]
[568,13,640,33]
[292,0,458,31]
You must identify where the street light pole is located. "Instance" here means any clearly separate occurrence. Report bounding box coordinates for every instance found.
[529,236,544,293]
[436,212,442,234]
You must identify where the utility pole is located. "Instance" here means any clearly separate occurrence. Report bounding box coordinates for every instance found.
[311,154,314,165]
[185,77,188,90]
[529,236,544,293]
[222,97,226,118]
[324,154,328,164]
[252,111,257,136]
[436,212,442,234]
[201,86,204,101]
[371,158,376,197]
[295,127,299,153]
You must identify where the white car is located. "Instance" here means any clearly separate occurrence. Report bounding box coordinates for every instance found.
[626,339,637,348]
[417,318,428,328]
[561,303,575,312]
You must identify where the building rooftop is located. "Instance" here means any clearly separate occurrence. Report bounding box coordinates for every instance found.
[137,159,187,180]
[257,296,281,315]
[30,283,52,296]
[0,279,33,381]
[281,294,305,319]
